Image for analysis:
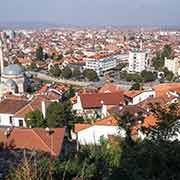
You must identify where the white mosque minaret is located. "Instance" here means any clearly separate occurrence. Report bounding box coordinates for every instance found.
[0,39,25,95]
[0,40,4,74]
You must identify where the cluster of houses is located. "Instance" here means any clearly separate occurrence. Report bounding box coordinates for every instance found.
[0,83,68,157]
[1,81,180,158]
[71,82,180,145]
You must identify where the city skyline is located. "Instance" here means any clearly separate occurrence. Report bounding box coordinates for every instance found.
[0,0,180,27]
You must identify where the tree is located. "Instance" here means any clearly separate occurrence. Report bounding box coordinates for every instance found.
[61,66,72,79]
[46,102,65,128]
[110,140,180,180]
[147,102,180,141]
[36,46,44,61]
[72,67,81,79]
[153,45,172,70]
[7,154,50,180]
[126,73,143,83]
[27,62,38,71]
[44,53,49,60]
[54,137,123,179]
[120,71,128,80]
[162,44,172,59]
[63,85,75,100]
[46,101,82,137]
[129,82,142,90]
[163,67,174,81]
[26,110,46,128]
[152,51,164,70]
[141,70,156,82]
[49,64,61,77]
[83,69,98,81]
[52,54,63,61]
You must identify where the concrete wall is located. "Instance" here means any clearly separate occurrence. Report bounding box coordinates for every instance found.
[0,113,26,127]
[77,125,126,145]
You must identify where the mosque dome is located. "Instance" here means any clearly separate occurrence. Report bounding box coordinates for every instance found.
[3,64,24,76]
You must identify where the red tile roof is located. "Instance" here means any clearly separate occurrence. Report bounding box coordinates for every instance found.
[143,115,157,128]
[80,92,124,108]
[110,105,147,116]
[15,95,52,118]
[153,83,180,97]
[74,116,119,133]
[138,95,175,109]
[37,84,49,94]
[95,116,119,126]
[124,90,143,98]
[0,128,65,156]
[0,99,28,114]
[98,83,124,93]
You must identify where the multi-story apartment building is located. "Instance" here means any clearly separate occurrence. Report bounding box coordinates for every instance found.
[85,55,117,76]
[128,49,150,73]
[164,57,180,76]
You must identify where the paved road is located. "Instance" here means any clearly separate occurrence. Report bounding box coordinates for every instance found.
[30,71,92,87]
[29,71,160,90]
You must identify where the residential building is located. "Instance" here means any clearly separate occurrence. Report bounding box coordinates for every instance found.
[85,55,117,76]
[0,127,65,156]
[98,83,124,94]
[0,99,28,127]
[73,116,126,145]
[128,49,150,72]
[0,93,57,127]
[124,89,155,105]
[164,57,180,76]
[72,92,124,118]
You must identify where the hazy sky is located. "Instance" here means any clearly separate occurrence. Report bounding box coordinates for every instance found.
[0,0,180,26]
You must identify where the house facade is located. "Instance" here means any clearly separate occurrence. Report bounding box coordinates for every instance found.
[73,116,126,145]
[72,92,124,119]
[128,49,150,73]
[124,90,155,105]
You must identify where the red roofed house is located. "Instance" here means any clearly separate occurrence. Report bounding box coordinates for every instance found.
[0,95,52,127]
[73,116,126,145]
[0,98,29,127]
[98,83,124,94]
[73,92,124,118]
[124,89,155,105]
[0,127,65,156]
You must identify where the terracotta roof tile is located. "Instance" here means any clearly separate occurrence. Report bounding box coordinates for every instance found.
[153,83,180,97]
[80,92,124,108]
[15,95,51,118]
[143,115,157,128]
[0,128,65,156]
[124,90,143,98]
[110,105,147,116]
[74,124,92,133]
[98,83,124,93]
[74,116,118,133]
[0,99,28,114]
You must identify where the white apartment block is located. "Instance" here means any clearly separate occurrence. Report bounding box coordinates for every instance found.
[164,57,180,76]
[85,56,117,76]
[128,49,150,73]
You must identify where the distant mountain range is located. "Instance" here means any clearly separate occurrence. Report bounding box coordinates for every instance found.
[0,21,180,30]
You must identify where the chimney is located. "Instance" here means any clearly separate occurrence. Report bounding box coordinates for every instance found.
[41,101,46,119]
[101,101,107,118]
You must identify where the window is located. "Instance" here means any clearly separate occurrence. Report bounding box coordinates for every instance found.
[9,116,13,125]
[19,120,23,127]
